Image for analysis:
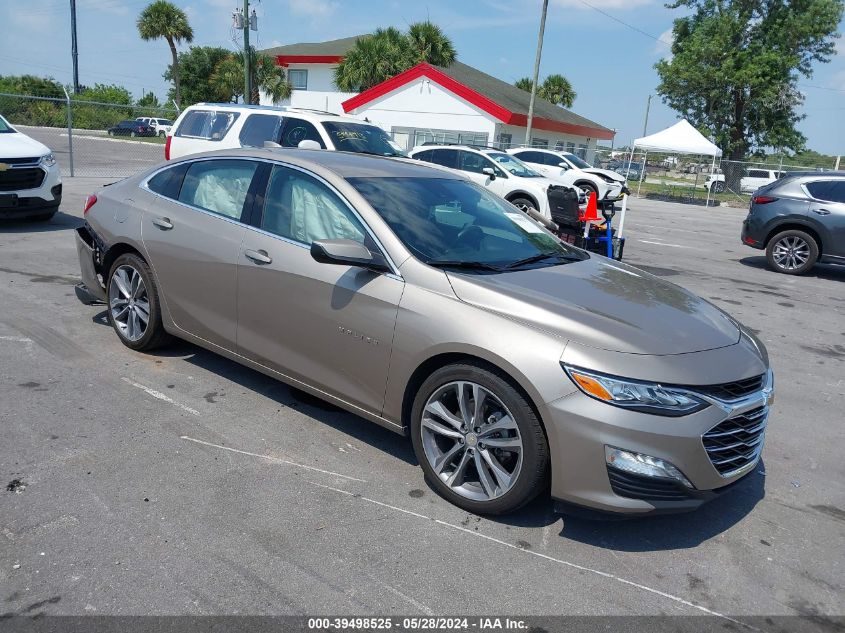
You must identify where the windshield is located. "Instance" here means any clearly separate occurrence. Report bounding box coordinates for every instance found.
[563,152,593,169]
[322,122,407,157]
[486,152,542,177]
[347,176,587,270]
[0,116,15,133]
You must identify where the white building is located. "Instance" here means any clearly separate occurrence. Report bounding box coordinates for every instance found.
[262,36,614,159]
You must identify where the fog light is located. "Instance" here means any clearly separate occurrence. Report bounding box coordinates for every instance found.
[605,446,693,488]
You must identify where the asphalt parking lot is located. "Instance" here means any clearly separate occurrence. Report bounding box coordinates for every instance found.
[1,175,843,625]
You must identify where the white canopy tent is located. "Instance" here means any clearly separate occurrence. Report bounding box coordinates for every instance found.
[626,119,723,205]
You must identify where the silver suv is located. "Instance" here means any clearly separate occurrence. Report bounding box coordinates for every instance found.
[74,148,773,516]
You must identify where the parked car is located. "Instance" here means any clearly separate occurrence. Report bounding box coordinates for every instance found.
[706,168,783,193]
[409,144,578,220]
[609,161,646,182]
[741,171,845,274]
[108,120,155,137]
[0,114,62,221]
[166,103,406,161]
[74,148,773,516]
[136,117,173,137]
[507,148,627,206]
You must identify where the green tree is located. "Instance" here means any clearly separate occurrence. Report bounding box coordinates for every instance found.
[137,0,194,108]
[655,0,843,181]
[137,92,161,109]
[165,45,231,106]
[334,23,457,92]
[514,74,577,108]
[210,48,293,105]
[78,83,133,105]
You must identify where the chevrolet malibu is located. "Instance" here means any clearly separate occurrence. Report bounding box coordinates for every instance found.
[74,149,773,516]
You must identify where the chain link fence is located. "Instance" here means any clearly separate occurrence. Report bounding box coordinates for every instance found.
[0,92,177,178]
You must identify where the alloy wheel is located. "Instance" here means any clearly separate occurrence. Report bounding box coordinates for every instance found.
[109,264,150,342]
[772,235,810,271]
[420,381,523,502]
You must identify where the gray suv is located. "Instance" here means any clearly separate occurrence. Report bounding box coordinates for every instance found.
[741,172,845,274]
[74,148,773,516]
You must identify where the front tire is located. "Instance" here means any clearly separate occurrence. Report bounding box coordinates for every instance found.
[711,181,726,193]
[410,363,549,515]
[509,197,538,213]
[106,253,170,351]
[766,229,818,275]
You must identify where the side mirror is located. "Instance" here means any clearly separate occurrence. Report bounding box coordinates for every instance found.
[263,140,282,148]
[310,239,390,273]
[298,139,322,150]
[482,167,496,180]
[558,162,569,169]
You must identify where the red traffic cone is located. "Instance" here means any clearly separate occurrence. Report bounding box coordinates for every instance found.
[579,191,600,223]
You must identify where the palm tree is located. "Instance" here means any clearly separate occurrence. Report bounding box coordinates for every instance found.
[405,21,456,67]
[540,74,576,108]
[513,74,576,108]
[210,48,293,105]
[137,1,194,108]
[334,23,457,92]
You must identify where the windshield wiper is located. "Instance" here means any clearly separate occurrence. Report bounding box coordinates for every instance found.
[506,252,583,269]
[427,260,503,272]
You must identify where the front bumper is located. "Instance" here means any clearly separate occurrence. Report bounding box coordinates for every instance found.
[544,365,772,516]
[0,163,62,219]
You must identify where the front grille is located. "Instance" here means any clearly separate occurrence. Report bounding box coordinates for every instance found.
[691,374,765,401]
[703,406,767,476]
[0,168,45,192]
[607,467,694,501]
[0,157,40,166]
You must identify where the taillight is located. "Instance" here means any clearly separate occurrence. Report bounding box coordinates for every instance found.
[164,135,171,160]
[752,195,777,204]
[83,194,97,216]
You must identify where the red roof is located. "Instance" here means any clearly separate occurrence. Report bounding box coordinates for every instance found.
[342,63,614,140]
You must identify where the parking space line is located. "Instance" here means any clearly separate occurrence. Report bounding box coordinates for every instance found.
[312,481,759,629]
[122,377,201,416]
[0,335,33,343]
[638,240,701,250]
[182,436,367,482]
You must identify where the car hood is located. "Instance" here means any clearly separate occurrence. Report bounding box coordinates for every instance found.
[0,131,50,159]
[446,256,741,355]
[584,167,626,183]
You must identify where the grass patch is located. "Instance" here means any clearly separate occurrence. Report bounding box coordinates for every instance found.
[632,180,751,206]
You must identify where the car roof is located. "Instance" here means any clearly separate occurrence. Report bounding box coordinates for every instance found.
[781,170,845,179]
[169,147,464,180]
[184,102,365,124]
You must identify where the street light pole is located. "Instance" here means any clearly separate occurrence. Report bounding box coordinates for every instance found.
[70,0,80,94]
[243,0,251,104]
[525,0,549,146]
[642,94,652,137]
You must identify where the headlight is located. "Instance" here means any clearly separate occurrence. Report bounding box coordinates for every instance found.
[40,153,56,167]
[563,365,708,416]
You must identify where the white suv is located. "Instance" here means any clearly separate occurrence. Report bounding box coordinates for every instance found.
[0,115,62,222]
[136,117,173,138]
[408,144,581,220]
[166,103,405,161]
[706,168,783,194]
[508,148,627,206]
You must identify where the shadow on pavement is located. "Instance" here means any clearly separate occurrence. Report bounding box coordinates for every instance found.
[0,211,82,233]
[739,256,845,282]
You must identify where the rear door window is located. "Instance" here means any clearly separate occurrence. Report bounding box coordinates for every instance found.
[279,117,325,148]
[178,159,258,220]
[239,113,284,148]
[428,149,458,169]
[457,150,492,174]
[806,180,845,203]
[747,169,769,179]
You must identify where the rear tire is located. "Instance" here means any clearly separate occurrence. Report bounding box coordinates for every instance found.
[106,253,171,351]
[410,363,549,515]
[158,131,166,138]
[711,181,726,193]
[765,229,818,275]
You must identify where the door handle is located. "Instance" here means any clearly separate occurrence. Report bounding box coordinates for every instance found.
[152,216,173,229]
[244,248,272,265]
[812,208,831,216]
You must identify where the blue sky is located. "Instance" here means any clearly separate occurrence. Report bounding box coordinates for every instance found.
[1,0,843,154]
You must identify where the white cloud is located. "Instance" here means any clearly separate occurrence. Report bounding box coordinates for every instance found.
[287,0,338,18]
[831,70,845,91]
[551,0,653,10]
[653,27,673,56]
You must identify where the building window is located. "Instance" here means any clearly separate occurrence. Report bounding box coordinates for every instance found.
[531,138,549,148]
[497,133,512,149]
[392,126,488,152]
[288,69,308,90]
[554,141,565,151]
[565,141,576,153]
[577,144,588,159]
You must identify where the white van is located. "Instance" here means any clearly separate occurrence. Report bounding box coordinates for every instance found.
[165,103,405,160]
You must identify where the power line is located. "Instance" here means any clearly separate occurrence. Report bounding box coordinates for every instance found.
[575,0,672,45]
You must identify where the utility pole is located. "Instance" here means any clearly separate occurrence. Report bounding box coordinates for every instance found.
[525,0,548,146]
[642,94,652,137]
[243,0,250,104]
[70,0,80,94]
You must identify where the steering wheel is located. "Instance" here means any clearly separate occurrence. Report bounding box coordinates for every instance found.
[454,224,485,249]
